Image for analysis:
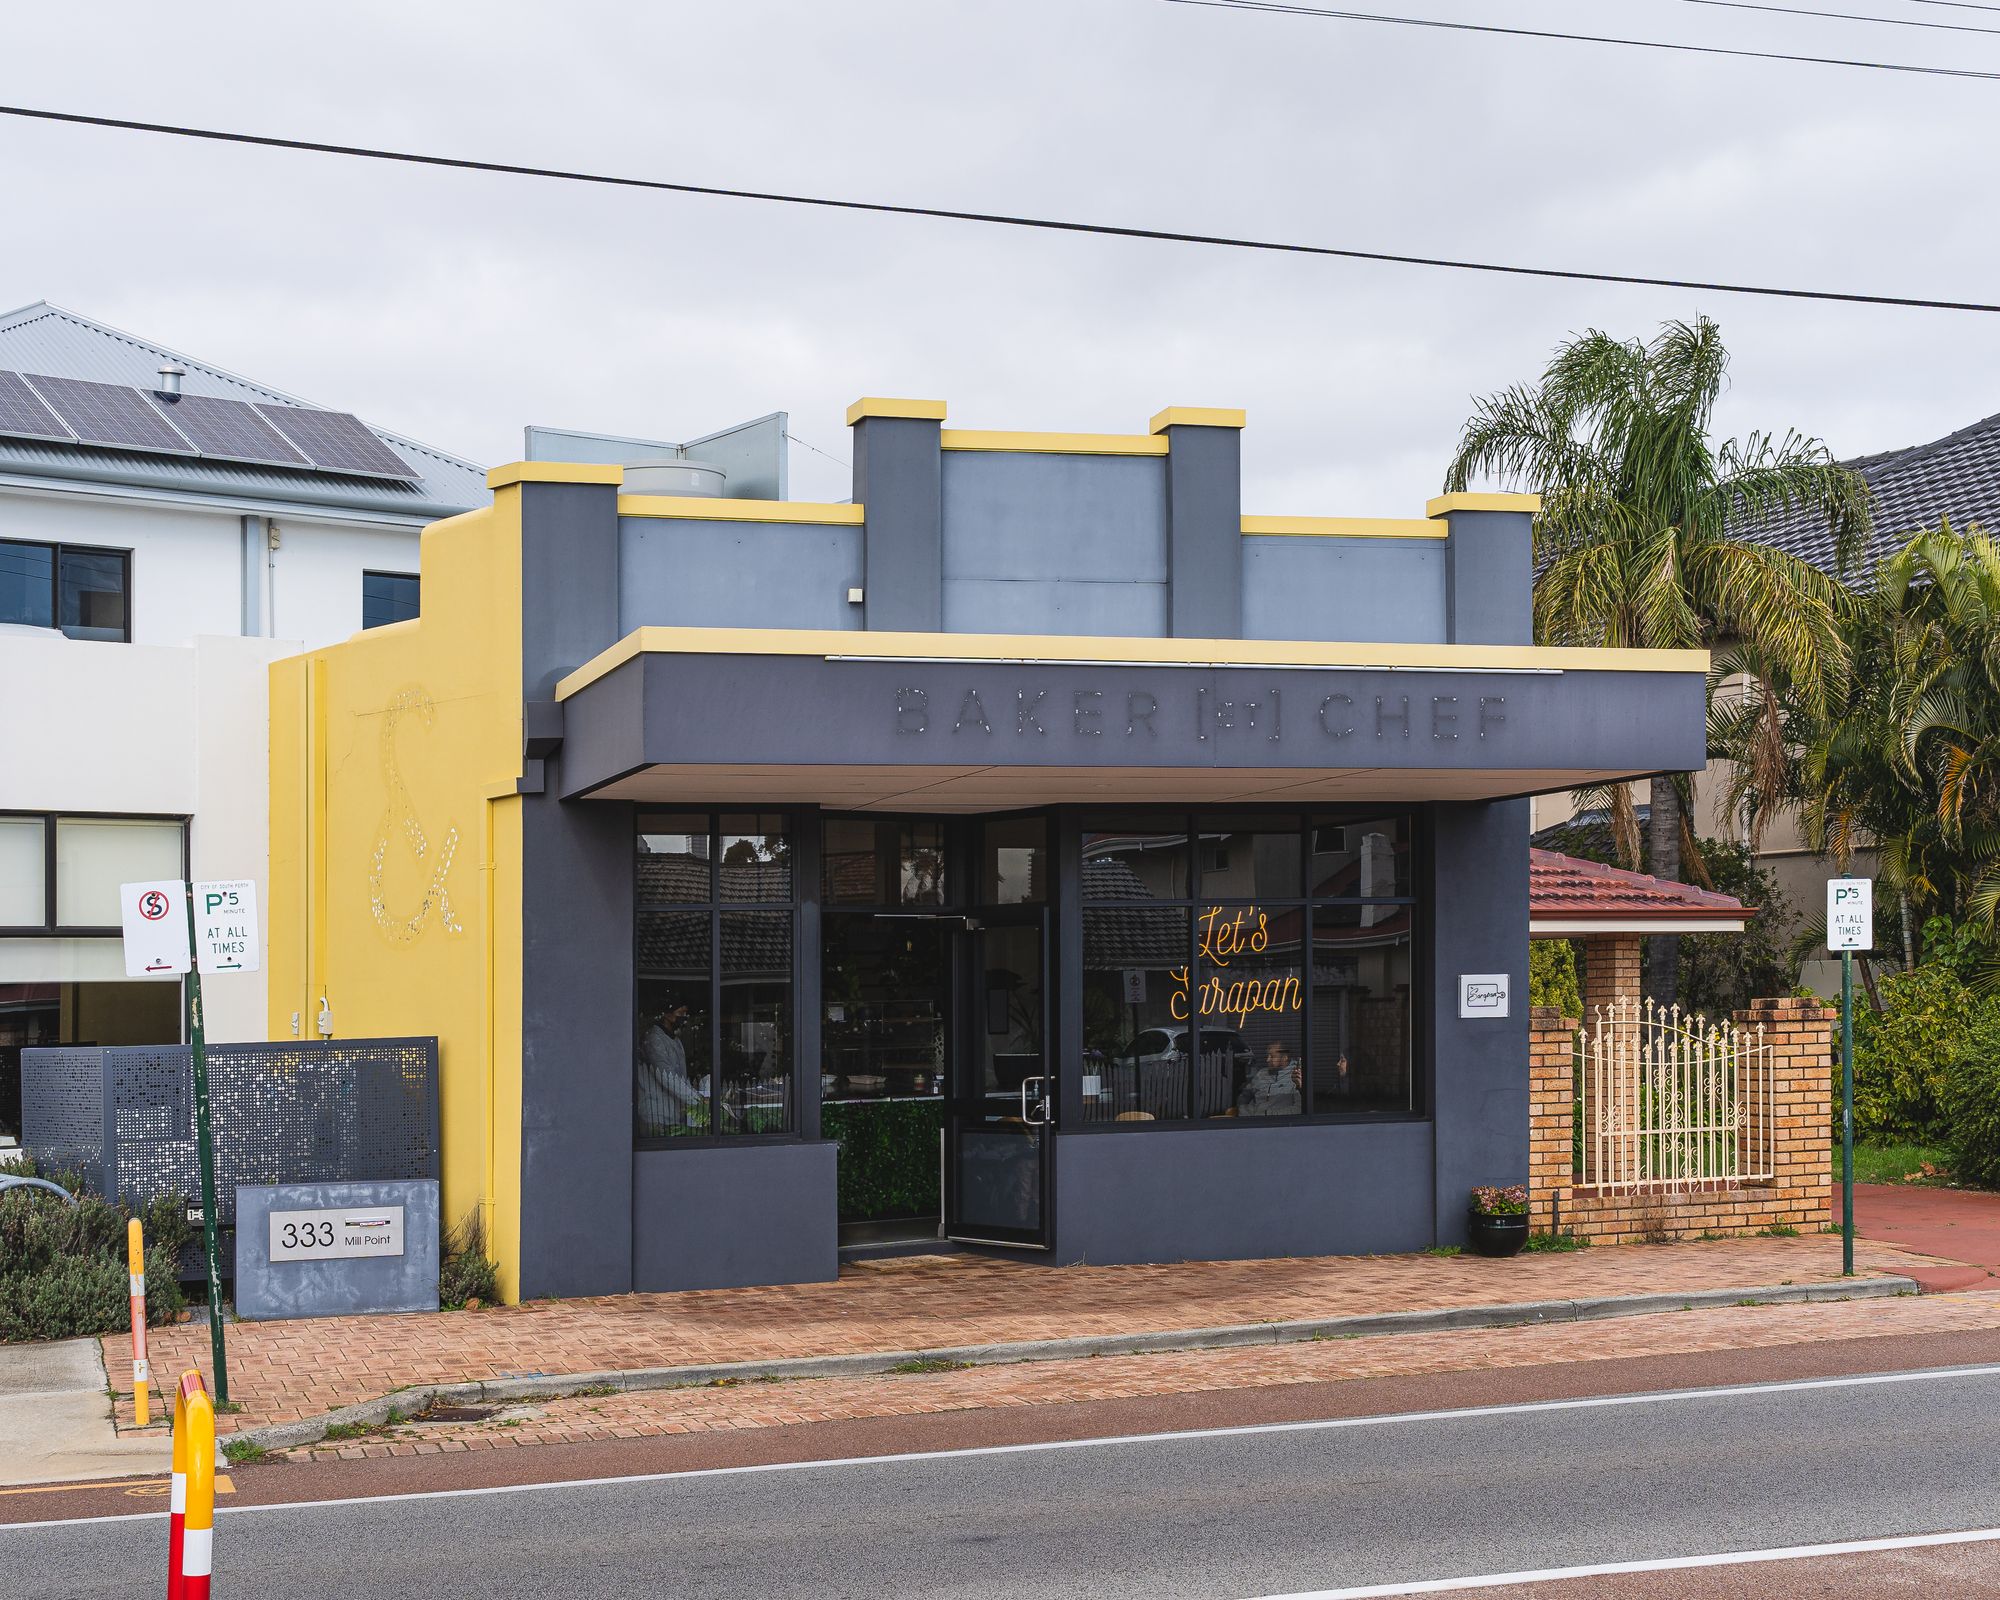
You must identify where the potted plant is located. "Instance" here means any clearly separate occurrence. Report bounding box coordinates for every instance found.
[1467,1185,1530,1257]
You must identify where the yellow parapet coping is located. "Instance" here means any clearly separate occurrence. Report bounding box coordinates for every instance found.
[556,625,1709,701]
[845,397,948,426]
[1242,515,1445,540]
[486,461,626,490]
[1149,406,1247,434]
[941,429,1169,457]
[616,495,865,525]
[1426,492,1542,518]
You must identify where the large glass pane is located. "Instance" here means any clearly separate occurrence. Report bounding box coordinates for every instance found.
[57,548,127,641]
[1193,904,1305,1118]
[55,817,181,927]
[0,817,45,926]
[0,540,53,629]
[718,813,791,902]
[1308,815,1412,900]
[952,921,1045,1235]
[1081,823,1189,901]
[1197,821,1301,901]
[982,816,1046,906]
[635,910,711,1138]
[637,813,710,904]
[820,818,946,906]
[1081,905,1191,1124]
[1311,904,1416,1114]
[719,912,791,1134]
[361,571,420,630]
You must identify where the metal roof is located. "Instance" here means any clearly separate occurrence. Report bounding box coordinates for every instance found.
[0,301,487,522]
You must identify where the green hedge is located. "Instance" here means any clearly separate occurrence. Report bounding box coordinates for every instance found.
[823,1100,943,1221]
[1851,964,2000,1141]
[1,1163,190,1343]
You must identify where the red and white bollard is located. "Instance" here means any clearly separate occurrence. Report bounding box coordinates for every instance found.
[168,1370,216,1599]
[127,1218,150,1428]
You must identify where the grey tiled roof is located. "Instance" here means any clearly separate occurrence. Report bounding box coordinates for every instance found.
[1744,409,2000,581]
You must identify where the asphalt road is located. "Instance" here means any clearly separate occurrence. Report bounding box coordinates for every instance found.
[7,1365,2000,1599]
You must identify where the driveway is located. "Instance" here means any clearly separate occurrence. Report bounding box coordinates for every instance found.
[1836,1182,2000,1291]
[0,1339,165,1487]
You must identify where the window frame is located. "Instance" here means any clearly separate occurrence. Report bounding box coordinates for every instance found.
[634,808,802,1151]
[0,811,190,937]
[0,537,132,643]
[360,570,421,631]
[1074,807,1425,1133]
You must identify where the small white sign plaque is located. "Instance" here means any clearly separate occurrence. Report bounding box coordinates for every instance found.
[268,1205,406,1263]
[1828,878,1873,952]
[1459,973,1510,1018]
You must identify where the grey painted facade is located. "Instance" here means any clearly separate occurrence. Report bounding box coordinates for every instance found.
[495,404,1701,1300]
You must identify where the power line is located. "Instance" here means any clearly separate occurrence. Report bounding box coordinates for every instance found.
[1,101,1996,314]
[1909,0,2000,13]
[1162,0,2000,80]
[784,430,850,470]
[1669,0,2000,34]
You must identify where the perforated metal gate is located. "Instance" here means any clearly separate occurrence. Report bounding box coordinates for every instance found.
[21,1038,438,1222]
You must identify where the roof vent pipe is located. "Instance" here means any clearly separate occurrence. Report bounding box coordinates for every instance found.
[157,364,186,398]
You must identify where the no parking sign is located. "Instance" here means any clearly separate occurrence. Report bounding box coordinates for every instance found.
[119,879,191,977]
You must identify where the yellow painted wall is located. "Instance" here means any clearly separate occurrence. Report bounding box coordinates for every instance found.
[267,491,527,1299]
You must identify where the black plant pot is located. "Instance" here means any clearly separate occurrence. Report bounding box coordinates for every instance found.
[1467,1211,1529,1258]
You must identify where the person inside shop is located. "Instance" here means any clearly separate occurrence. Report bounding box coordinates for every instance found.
[636,994,703,1136]
[1238,1038,1303,1117]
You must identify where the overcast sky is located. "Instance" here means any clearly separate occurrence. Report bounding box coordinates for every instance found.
[4,0,1997,513]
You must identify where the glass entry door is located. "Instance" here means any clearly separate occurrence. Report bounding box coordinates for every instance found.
[945,909,1052,1249]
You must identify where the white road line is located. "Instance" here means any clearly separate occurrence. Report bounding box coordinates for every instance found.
[1241,1525,2000,1597]
[7,1360,2000,1531]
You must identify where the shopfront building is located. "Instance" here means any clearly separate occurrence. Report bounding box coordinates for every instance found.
[268,399,1706,1302]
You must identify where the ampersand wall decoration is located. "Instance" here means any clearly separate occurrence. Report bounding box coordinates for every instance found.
[368,686,464,943]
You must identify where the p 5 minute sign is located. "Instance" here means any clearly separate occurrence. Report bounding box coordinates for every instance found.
[1828,878,1873,953]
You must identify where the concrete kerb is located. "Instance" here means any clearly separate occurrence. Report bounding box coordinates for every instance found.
[221,1273,1921,1455]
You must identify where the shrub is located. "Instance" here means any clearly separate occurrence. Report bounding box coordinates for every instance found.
[0,1162,189,1343]
[1529,939,1581,1017]
[1851,963,1998,1140]
[822,1099,945,1221]
[440,1212,501,1309]
[1945,1013,2000,1189]
[1469,1184,1527,1216]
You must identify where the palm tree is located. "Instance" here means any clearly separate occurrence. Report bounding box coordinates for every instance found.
[1444,317,1870,1009]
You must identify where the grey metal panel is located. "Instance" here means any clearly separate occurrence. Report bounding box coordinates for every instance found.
[515,480,637,1298]
[1052,1120,1434,1265]
[560,652,1708,796]
[683,412,788,502]
[632,1142,839,1291]
[942,578,1167,637]
[940,453,1166,582]
[619,517,862,633]
[1429,799,1531,1244]
[853,416,942,631]
[1162,425,1242,638]
[1241,537,1447,644]
[1444,510,1534,645]
[234,1180,440,1320]
[527,425,675,464]
[19,1045,105,1193]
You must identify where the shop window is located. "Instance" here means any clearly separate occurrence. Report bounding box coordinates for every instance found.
[54,818,183,929]
[1,539,129,642]
[361,571,420,630]
[981,815,1046,906]
[635,812,796,1145]
[821,818,945,906]
[1080,811,1418,1129]
[0,817,45,927]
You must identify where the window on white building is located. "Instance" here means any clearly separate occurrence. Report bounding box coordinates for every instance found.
[53,818,184,928]
[0,538,130,642]
[362,571,419,629]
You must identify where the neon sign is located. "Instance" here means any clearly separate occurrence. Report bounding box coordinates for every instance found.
[1167,906,1304,1026]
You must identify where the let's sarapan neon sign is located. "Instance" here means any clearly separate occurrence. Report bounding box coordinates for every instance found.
[1167,907,1303,1026]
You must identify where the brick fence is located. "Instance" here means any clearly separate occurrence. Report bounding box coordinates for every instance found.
[1527,996,1833,1244]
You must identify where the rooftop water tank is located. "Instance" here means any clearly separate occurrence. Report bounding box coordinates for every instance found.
[623,459,726,498]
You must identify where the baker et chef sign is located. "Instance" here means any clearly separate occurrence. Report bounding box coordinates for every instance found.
[891,685,1510,744]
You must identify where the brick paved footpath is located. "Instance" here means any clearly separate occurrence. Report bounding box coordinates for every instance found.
[276,1287,2000,1463]
[106,1235,1943,1437]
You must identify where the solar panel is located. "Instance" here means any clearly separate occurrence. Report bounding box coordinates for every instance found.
[257,405,419,480]
[26,373,196,455]
[147,390,310,468]
[0,371,75,442]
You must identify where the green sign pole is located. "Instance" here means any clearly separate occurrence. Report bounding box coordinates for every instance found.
[182,883,229,1405]
[1842,946,1855,1278]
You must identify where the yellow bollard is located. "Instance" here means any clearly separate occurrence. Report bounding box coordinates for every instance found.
[169,1370,217,1599]
[126,1218,149,1428]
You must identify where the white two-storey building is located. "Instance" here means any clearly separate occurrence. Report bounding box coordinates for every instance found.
[0,301,485,1140]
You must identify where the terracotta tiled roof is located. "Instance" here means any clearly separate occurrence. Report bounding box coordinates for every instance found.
[1529,849,1753,927]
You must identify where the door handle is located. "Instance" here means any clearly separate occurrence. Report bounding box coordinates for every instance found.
[1020,1074,1052,1126]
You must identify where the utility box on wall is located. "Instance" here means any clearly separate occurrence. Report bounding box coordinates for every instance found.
[234,1178,440,1320]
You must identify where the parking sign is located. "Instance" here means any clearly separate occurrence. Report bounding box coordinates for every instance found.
[1828,878,1873,952]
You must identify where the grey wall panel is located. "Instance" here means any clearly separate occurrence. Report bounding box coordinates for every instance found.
[619,518,862,633]
[941,453,1167,582]
[1428,799,1530,1244]
[1444,510,1534,645]
[632,1142,839,1291]
[942,578,1168,638]
[1053,1120,1434,1265]
[520,482,622,697]
[854,416,942,631]
[1241,537,1447,644]
[235,1180,440,1321]
[1162,425,1242,638]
